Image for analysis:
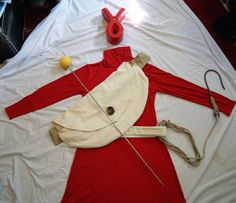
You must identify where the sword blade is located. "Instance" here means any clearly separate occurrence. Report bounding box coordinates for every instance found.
[69,66,164,186]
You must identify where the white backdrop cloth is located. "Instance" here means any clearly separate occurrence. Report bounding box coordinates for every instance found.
[0,0,236,202]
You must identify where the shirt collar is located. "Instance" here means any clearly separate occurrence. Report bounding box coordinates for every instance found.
[102,46,133,68]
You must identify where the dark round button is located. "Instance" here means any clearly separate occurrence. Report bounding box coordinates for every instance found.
[106,106,115,115]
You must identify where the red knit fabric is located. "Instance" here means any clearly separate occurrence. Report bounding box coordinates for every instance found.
[5,47,235,203]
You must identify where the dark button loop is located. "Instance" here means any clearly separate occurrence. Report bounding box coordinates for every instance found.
[106,106,115,115]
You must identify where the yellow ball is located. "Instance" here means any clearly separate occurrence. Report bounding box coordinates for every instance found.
[60,56,72,70]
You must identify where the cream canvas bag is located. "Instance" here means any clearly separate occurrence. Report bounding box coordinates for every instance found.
[49,53,166,148]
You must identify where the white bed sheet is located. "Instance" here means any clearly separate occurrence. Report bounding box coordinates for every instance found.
[0,0,235,202]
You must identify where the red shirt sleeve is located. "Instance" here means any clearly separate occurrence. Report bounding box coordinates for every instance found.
[145,64,235,116]
[5,65,90,119]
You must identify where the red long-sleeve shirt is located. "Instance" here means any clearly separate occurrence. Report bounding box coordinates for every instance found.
[5,47,235,203]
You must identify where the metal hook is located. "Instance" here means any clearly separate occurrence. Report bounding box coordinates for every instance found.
[204,69,225,96]
[204,69,226,118]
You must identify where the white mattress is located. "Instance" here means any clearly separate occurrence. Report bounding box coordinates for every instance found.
[0,0,235,202]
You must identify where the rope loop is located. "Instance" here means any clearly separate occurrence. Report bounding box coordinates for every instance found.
[158,119,218,166]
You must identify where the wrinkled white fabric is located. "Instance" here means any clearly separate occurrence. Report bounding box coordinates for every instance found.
[0,0,236,203]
